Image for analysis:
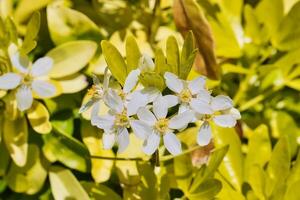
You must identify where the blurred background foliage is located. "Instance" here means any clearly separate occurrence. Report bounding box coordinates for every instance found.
[0,0,300,199]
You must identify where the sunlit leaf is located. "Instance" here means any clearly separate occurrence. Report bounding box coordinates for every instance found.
[47,41,97,78]
[81,182,122,200]
[174,154,193,193]
[21,11,40,54]
[126,36,141,72]
[284,180,300,200]
[0,141,9,176]
[3,117,28,167]
[187,179,222,200]
[49,166,90,200]
[248,165,267,200]
[166,36,180,75]
[56,73,88,94]
[27,101,52,134]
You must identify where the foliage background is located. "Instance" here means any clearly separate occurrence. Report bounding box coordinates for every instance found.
[0,0,300,199]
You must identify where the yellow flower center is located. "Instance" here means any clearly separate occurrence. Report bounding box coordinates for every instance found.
[114,110,129,127]
[22,73,33,85]
[87,85,103,98]
[178,89,192,103]
[155,118,169,134]
[118,90,126,100]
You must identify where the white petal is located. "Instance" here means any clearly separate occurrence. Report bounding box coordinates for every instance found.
[103,67,111,90]
[140,87,161,103]
[139,54,155,72]
[163,132,182,155]
[153,95,168,119]
[102,132,115,150]
[16,86,33,111]
[31,80,56,98]
[164,72,183,93]
[91,101,100,120]
[169,111,193,130]
[196,90,212,104]
[79,99,95,114]
[228,108,241,120]
[197,121,212,146]
[213,114,237,128]
[127,91,148,116]
[190,98,213,114]
[116,128,129,153]
[123,69,140,93]
[137,107,156,126]
[130,120,152,140]
[163,95,179,108]
[92,114,115,129]
[211,95,233,111]
[0,73,21,90]
[178,103,190,114]
[103,89,123,113]
[31,57,53,77]
[188,76,206,95]
[10,52,29,73]
[142,132,160,155]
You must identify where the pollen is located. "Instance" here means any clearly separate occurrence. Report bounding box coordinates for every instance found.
[87,85,102,98]
[115,110,129,127]
[178,89,192,103]
[22,74,33,85]
[155,118,169,134]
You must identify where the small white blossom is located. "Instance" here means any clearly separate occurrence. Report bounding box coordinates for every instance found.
[130,96,194,155]
[0,52,56,111]
[164,72,212,114]
[195,95,241,146]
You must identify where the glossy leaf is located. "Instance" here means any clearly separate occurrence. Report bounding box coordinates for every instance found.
[174,154,193,193]
[81,182,122,200]
[166,36,180,75]
[56,73,88,94]
[248,165,267,200]
[49,166,90,200]
[27,101,52,134]
[21,11,40,54]
[126,36,141,72]
[47,41,97,78]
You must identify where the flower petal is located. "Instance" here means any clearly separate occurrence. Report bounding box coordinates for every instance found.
[92,114,115,129]
[137,107,156,126]
[163,132,182,155]
[130,120,152,140]
[169,111,193,130]
[197,121,212,146]
[190,98,213,114]
[211,95,233,111]
[139,54,155,72]
[153,95,168,119]
[178,103,190,114]
[213,114,237,128]
[31,80,56,98]
[16,86,33,111]
[140,87,161,103]
[91,101,100,120]
[228,108,241,120]
[123,69,140,93]
[102,132,115,150]
[188,76,206,95]
[116,128,129,153]
[31,57,53,77]
[142,132,160,155]
[196,90,212,104]
[0,73,21,90]
[164,72,183,93]
[103,89,123,113]
[127,91,148,116]
[163,95,179,108]
[79,99,95,114]
[10,52,30,73]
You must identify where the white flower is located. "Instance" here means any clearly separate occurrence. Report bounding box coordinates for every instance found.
[164,72,212,114]
[130,96,194,155]
[0,52,56,111]
[138,54,155,73]
[196,95,241,146]
[79,68,110,117]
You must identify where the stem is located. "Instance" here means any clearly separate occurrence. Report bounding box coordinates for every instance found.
[90,155,144,161]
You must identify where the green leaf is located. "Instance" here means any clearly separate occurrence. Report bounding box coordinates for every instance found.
[284,180,300,200]
[286,150,300,186]
[137,163,158,199]
[155,48,171,75]
[286,79,300,91]
[211,124,243,191]
[81,182,122,200]
[3,117,28,167]
[266,136,290,196]
[189,145,229,193]
[47,4,103,45]
[244,125,272,180]
[179,31,196,79]
[174,154,193,193]
[248,165,267,200]
[187,179,222,200]
[6,144,48,195]
[27,101,52,134]
[101,40,127,85]
[47,41,97,78]
[42,132,91,172]
[0,141,9,176]
[274,48,300,76]
[49,166,90,200]
[21,11,40,54]
[140,72,165,91]
[255,0,283,37]
[81,120,114,183]
[272,2,300,50]
[126,36,141,72]
[166,36,180,75]
[5,17,17,44]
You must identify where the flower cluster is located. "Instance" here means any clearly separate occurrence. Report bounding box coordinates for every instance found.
[81,55,241,156]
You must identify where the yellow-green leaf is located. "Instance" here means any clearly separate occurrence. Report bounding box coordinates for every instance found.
[47,41,97,78]
[3,116,28,167]
[166,36,180,75]
[56,73,88,94]
[21,11,40,54]
[126,36,141,72]
[27,101,52,134]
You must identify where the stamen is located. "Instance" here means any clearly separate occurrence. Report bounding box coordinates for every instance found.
[155,118,169,134]
[178,89,192,103]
